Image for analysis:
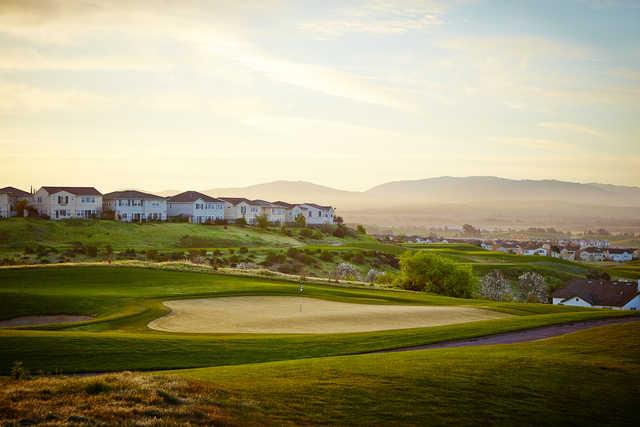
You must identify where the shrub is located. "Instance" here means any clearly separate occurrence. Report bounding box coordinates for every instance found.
[255,214,270,229]
[263,252,286,265]
[85,380,112,395]
[352,253,365,264]
[312,231,324,240]
[356,224,367,234]
[397,251,474,298]
[299,228,314,238]
[332,263,361,281]
[85,245,98,257]
[294,214,306,227]
[10,361,28,380]
[319,251,333,262]
[333,225,348,238]
[235,217,247,226]
[239,246,249,254]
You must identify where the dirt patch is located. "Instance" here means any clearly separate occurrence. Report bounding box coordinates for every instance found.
[0,315,94,328]
[148,296,511,334]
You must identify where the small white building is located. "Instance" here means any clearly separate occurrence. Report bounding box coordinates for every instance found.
[103,190,167,222]
[0,186,32,218]
[34,186,102,220]
[606,248,633,263]
[167,191,225,224]
[552,279,640,310]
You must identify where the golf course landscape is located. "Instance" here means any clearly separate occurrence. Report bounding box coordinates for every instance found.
[0,220,638,425]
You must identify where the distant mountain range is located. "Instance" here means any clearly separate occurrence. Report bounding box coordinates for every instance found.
[196,177,640,208]
[159,177,640,229]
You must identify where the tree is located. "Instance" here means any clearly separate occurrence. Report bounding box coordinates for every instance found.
[334,216,344,225]
[15,199,30,217]
[480,271,512,301]
[333,225,347,238]
[294,213,306,227]
[517,272,548,303]
[332,263,361,281]
[356,224,366,234]
[398,251,474,298]
[255,214,269,229]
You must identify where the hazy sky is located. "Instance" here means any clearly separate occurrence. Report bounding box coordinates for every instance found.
[1,0,639,192]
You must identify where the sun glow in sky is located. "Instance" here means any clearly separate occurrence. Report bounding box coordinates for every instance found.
[1,0,639,192]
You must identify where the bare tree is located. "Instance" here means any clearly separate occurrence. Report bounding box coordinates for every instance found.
[480,270,512,301]
[333,263,361,281]
[517,272,548,303]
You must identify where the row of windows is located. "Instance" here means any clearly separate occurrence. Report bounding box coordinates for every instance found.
[52,196,96,204]
[115,199,162,207]
[195,203,224,210]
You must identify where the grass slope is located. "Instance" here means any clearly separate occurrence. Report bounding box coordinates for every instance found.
[177,321,640,426]
[0,218,300,251]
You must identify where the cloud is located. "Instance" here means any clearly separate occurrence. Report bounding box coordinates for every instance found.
[538,122,608,139]
[487,137,573,152]
[300,0,445,38]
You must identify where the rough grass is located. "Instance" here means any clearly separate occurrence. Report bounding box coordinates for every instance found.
[0,372,232,426]
[176,321,640,426]
[0,217,300,251]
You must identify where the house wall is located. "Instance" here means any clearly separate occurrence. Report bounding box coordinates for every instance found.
[555,296,592,307]
[0,194,10,218]
[106,198,167,222]
[299,204,334,225]
[34,189,102,220]
[168,199,224,223]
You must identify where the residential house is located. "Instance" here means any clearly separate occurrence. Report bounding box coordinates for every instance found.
[579,247,606,262]
[0,186,32,218]
[104,190,167,222]
[552,279,640,310]
[522,243,548,256]
[606,248,633,263]
[34,186,102,220]
[220,198,285,225]
[560,245,579,261]
[297,203,335,225]
[167,191,225,224]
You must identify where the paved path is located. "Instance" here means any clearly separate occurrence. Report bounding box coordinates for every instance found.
[368,316,640,354]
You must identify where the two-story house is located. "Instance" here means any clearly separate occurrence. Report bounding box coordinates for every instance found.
[579,247,606,262]
[103,190,167,222]
[606,248,633,263]
[0,186,32,218]
[34,186,102,220]
[167,191,225,224]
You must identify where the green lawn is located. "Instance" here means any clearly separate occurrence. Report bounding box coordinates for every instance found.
[176,321,640,426]
[0,266,634,375]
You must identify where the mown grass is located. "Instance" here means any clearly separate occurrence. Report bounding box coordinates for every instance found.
[0,266,634,375]
[176,321,640,426]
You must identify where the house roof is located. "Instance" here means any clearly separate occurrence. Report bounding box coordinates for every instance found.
[581,247,604,253]
[302,202,333,210]
[0,186,31,197]
[104,190,165,200]
[218,197,251,206]
[167,191,223,203]
[40,186,102,196]
[608,248,632,254]
[272,201,295,209]
[551,279,639,307]
[251,199,278,207]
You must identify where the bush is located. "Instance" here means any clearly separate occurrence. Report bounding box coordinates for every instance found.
[85,245,98,257]
[312,230,324,240]
[319,251,333,262]
[255,214,270,229]
[397,251,474,298]
[299,228,314,238]
[357,224,366,234]
[235,217,247,226]
[85,380,113,395]
[294,214,306,227]
[331,263,361,281]
[263,251,286,265]
[239,246,249,254]
[10,361,28,380]
[333,225,348,238]
[352,253,366,264]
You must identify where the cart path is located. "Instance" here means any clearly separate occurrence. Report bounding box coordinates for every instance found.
[366,316,640,354]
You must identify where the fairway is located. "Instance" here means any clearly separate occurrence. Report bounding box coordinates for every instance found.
[148,296,512,333]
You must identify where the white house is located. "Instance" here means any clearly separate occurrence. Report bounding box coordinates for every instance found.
[167,191,225,224]
[103,190,167,222]
[34,186,102,220]
[220,198,286,225]
[296,203,334,225]
[552,279,640,310]
[579,247,606,262]
[0,186,32,218]
[606,248,633,263]
[522,244,547,256]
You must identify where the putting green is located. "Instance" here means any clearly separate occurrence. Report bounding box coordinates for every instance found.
[148,296,512,334]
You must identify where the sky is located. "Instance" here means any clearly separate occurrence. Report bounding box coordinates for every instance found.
[1,0,639,192]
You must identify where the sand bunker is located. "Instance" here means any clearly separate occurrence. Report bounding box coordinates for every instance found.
[148,296,511,334]
[0,315,93,328]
